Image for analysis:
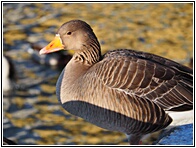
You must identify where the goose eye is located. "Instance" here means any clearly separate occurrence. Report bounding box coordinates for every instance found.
[67,31,72,35]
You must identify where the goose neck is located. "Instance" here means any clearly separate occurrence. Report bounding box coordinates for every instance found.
[73,41,102,66]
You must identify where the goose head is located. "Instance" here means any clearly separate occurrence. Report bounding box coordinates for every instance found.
[39,20,99,55]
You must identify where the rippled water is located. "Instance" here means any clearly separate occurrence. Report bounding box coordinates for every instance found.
[3,3,193,145]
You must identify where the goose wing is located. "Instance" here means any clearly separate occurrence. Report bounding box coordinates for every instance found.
[94,49,193,111]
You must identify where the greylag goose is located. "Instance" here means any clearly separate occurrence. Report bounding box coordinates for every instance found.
[39,20,193,145]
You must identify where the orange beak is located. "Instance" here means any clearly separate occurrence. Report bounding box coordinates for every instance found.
[39,34,64,55]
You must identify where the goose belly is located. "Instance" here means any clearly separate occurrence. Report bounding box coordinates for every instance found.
[62,100,166,135]
[62,100,135,134]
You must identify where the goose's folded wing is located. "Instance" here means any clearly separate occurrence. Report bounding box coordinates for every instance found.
[94,49,193,111]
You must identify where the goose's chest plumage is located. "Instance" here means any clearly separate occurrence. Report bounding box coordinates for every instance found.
[57,82,132,134]
[56,62,133,133]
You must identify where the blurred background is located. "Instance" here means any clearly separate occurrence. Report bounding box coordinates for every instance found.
[3,2,193,145]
